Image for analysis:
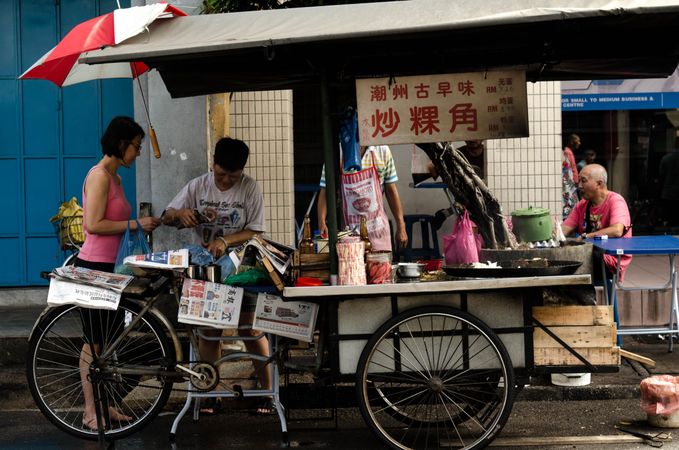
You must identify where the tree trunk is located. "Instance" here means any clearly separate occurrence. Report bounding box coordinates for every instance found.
[417,142,516,249]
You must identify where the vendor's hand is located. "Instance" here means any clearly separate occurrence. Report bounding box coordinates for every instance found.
[206,237,228,259]
[138,216,161,233]
[395,225,408,249]
[318,223,328,239]
[177,208,199,228]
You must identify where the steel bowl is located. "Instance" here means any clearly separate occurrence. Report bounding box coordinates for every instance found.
[396,262,426,278]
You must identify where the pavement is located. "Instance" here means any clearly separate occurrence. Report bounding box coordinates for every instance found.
[2,304,679,411]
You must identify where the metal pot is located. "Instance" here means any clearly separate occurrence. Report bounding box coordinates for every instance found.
[396,263,425,278]
[510,206,552,242]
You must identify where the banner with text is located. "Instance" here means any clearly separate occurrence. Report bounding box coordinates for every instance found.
[356,71,528,145]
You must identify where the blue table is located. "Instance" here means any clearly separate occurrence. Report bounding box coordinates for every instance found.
[587,235,679,351]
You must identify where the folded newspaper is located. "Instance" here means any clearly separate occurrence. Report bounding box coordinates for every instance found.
[47,266,134,310]
[252,292,318,342]
[178,278,244,328]
[124,248,189,270]
[229,236,293,274]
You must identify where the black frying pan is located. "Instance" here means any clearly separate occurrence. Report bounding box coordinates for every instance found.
[443,260,582,278]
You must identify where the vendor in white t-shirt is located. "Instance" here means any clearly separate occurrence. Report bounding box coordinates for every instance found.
[163,137,266,258]
[162,137,273,415]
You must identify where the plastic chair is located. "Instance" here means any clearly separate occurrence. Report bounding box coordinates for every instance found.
[401,214,440,262]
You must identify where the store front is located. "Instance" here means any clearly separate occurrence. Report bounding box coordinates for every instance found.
[562,73,679,235]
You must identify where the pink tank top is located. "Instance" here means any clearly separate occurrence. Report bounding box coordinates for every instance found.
[78,166,132,263]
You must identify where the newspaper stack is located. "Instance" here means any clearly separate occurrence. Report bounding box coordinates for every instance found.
[47,266,134,310]
[229,236,294,290]
[123,248,189,270]
[178,278,244,328]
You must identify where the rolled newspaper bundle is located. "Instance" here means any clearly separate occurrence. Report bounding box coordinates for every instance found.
[337,239,366,285]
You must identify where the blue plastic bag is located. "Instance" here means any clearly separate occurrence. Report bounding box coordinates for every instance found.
[185,244,236,282]
[114,220,151,275]
[340,109,361,172]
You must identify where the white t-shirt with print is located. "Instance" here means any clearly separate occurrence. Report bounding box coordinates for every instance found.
[166,172,265,245]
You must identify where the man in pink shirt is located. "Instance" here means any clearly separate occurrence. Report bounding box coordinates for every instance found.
[562,164,632,281]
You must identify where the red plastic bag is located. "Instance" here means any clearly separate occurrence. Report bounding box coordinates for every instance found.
[640,375,679,416]
[443,210,482,265]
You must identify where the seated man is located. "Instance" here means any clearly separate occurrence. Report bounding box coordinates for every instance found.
[163,137,273,415]
[561,163,632,282]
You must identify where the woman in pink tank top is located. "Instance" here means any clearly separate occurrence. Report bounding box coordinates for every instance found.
[76,116,161,430]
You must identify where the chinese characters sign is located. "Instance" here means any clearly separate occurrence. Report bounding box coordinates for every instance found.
[356,71,528,145]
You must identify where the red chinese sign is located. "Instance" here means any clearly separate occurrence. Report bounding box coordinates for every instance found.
[356,71,528,145]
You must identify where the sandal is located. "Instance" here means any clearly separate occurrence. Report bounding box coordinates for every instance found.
[199,397,223,416]
[251,397,276,416]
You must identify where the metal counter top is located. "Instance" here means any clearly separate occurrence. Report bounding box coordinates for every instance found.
[283,274,591,299]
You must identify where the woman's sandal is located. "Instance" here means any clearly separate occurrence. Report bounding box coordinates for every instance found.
[82,408,132,430]
[199,397,223,416]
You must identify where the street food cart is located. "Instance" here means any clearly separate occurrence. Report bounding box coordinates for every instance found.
[32,1,679,449]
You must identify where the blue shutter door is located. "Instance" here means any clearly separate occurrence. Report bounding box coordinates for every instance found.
[1,0,134,286]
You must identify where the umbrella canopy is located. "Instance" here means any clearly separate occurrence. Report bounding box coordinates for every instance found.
[19,2,186,87]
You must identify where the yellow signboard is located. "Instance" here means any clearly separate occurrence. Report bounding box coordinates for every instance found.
[356,71,528,145]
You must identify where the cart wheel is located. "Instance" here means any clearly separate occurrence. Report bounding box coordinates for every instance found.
[356,306,515,450]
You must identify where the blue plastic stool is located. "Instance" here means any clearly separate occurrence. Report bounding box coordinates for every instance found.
[401,214,440,262]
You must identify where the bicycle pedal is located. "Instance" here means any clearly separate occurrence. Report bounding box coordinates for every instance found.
[232,384,244,397]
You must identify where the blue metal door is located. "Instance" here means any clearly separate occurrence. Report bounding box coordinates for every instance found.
[1,0,135,286]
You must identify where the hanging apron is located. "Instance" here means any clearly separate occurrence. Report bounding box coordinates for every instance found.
[341,153,392,251]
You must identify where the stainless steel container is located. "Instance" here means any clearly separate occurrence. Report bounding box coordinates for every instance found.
[205,264,221,283]
[185,264,205,280]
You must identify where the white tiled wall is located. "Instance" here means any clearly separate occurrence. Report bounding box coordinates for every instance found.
[486,81,562,220]
[229,91,295,246]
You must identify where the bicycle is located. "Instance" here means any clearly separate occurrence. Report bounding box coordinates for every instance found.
[26,268,286,443]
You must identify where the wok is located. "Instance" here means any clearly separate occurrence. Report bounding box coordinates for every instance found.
[443,260,582,278]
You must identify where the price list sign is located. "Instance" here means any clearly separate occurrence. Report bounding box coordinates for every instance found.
[356,71,528,145]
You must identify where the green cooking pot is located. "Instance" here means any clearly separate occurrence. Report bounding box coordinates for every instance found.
[511,206,552,242]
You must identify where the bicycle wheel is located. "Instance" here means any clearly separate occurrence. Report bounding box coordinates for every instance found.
[27,299,174,441]
[356,306,515,450]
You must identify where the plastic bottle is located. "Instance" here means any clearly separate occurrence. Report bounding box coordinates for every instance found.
[300,215,315,254]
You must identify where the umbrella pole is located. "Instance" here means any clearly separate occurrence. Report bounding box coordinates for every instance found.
[132,64,161,158]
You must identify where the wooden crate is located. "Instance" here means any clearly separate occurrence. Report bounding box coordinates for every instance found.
[534,347,620,366]
[532,305,619,366]
[292,251,330,283]
[532,305,614,326]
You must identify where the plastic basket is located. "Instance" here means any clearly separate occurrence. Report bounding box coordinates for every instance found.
[58,215,85,250]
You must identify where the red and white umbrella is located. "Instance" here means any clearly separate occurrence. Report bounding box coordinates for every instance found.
[20,2,185,86]
[19,2,187,157]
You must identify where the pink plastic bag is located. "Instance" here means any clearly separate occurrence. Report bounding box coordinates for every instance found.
[640,375,679,416]
[443,210,482,265]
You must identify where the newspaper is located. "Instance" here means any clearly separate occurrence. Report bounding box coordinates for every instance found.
[252,293,319,342]
[124,248,189,270]
[47,266,134,310]
[177,278,244,329]
[229,236,293,274]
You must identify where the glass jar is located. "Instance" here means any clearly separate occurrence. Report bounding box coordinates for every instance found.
[366,251,392,284]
